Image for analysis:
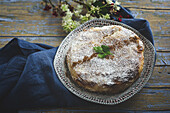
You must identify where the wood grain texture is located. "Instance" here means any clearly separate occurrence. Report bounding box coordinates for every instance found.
[120,0,170,52]
[0,36,169,66]
[156,52,170,66]
[0,36,64,47]
[0,0,170,112]
[121,0,170,9]
[0,0,170,38]
[1,0,170,52]
[145,66,170,88]
[0,0,66,36]
[19,87,170,111]
[18,66,170,112]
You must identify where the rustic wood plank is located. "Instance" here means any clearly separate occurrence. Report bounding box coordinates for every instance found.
[154,36,170,51]
[145,66,170,88]
[127,9,170,36]
[17,67,170,112]
[0,35,170,51]
[0,37,169,88]
[0,36,170,66]
[0,37,170,89]
[18,88,170,111]
[0,1,67,36]
[0,0,169,38]
[0,36,64,47]
[121,0,170,9]
[18,66,169,112]
[2,0,170,9]
[156,52,170,66]
[125,8,170,51]
[0,0,169,112]
[1,1,170,52]
[121,0,170,53]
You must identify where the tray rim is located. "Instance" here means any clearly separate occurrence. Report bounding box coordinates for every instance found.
[53,19,156,105]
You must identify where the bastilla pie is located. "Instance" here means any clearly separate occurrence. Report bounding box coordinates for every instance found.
[66,25,144,93]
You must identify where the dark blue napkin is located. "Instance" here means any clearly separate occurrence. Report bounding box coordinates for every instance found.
[0,5,155,113]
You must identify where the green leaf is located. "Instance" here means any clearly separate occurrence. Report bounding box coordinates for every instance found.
[93,47,104,54]
[93,45,113,58]
[101,45,110,52]
[106,51,113,55]
[98,54,106,58]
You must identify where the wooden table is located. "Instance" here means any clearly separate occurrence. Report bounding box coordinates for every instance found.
[0,0,170,112]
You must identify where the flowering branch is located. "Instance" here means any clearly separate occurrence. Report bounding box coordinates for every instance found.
[41,0,123,33]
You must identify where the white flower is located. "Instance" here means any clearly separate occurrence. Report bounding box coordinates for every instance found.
[90,5,100,14]
[115,1,121,5]
[61,0,121,33]
[116,6,120,10]
[106,0,113,4]
[61,4,69,12]
[96,6,100,11]
[74,10,80,16]
[102,13,110,19]
[86,0,96,5]
[86,0,92,5]
[76,5,83,10]
[92,0,96,3]
[75,5,83,15]
[73,21,80,27]
[86,13,90,17]
[63,17,71,23]
[80,15,89,22]
[62,18,81,33]
[74,5,83,17]
[91,5,95,10]
[66,11,73,17]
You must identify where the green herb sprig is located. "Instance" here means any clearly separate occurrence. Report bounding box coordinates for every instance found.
[93,45,113,58]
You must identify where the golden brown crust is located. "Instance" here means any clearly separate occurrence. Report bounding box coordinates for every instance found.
[66,25,144,94]
[67,53,144,94]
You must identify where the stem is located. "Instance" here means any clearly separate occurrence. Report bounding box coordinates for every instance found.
[65,1,72,8]
[100,4,109,8]
[48,0,55,8]
[72,0,90,9]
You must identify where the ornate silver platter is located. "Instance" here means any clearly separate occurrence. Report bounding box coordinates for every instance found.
[53,19,156,105]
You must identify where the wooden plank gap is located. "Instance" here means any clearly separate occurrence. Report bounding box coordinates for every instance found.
[155,65,170,67]
[125,7,170,10]
[0,35,67,37]
[156,50,170,52]
[144,87,170,89]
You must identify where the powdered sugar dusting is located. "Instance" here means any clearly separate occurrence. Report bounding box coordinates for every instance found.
[68,25,144,85]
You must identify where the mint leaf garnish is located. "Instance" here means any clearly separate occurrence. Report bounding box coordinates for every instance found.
[98,53,106,59]
[93,46,104,54]
[101,45,110,52]
[93,45,113,58]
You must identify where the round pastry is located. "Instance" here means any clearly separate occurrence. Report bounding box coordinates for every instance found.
[66,25,144,93]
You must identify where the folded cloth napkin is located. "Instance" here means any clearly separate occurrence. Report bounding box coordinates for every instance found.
[0,4,155,113]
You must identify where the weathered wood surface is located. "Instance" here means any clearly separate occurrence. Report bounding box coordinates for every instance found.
[0,0,170,112]
[0,36,170,51]
[20,86,170,111]
[0,0,170,50]
[0,36,169,66]
[19,67,170,112]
